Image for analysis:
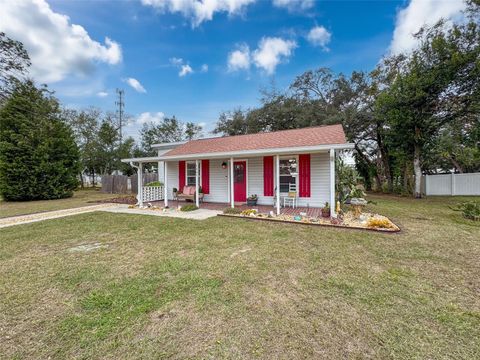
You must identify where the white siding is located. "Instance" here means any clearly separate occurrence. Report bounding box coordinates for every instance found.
[166,161,179,201]
[203,159,230,203]
[157,161,164,183]
[247,157,271,205]
[247,153,330,208]
[166,153,331,207]
[305,152,330,207]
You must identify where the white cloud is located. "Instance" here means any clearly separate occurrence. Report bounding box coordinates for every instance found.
[272,0,314,12]
[252,37,297,74]
[228,44,251,71]
[179,64,194,77]
[97,91,109,97]
[141,0,256,27]
[307,25,331,50]
[169,58,196,76]
[390,0,466,54]
[136,112,165,125]
[200,64,209,73]
[0,0,121,83]
[169,57,184,66]
[124,78,147,93]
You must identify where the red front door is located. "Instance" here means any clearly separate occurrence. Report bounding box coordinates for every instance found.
[233,161,247,202]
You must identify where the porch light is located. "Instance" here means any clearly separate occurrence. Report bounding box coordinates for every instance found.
[221,161,227,169]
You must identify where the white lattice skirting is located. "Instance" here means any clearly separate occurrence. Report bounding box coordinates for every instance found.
[141,186,164,202]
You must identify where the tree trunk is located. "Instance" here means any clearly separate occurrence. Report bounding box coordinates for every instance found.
[377,127,393,193]
[374,174,382,191]
[450,157,464,174]
[79,172,84,188]
[413,143,422,198]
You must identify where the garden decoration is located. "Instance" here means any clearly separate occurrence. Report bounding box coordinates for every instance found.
[321,202,330,218]
[350,198,368,218]
[247,194,258,206]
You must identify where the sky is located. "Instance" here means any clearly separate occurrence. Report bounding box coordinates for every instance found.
[0,0,467,140]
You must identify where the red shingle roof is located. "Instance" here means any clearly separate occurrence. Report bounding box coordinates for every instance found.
[164,124,347,157]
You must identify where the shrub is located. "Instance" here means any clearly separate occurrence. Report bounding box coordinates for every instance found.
[349,186,366,199]
[223,207,243,214]
[145,181,163,187]
[180,204,198,212]
[451,201,480,221]
[0,81,80,201]
[367,217,395,229]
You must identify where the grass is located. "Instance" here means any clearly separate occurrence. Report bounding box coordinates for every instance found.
[0,194,479,359]
[0,188,118,218]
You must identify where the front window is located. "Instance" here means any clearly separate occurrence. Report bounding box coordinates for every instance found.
[279,157,297,192]
[186,162,199,186]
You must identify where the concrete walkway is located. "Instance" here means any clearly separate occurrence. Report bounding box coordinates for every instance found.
[101,204,221,220]
[0,204,116,229]
[0,203,221,229]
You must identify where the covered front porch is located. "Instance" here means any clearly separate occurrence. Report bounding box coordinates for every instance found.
[152,199,326,217]
[124,149,341,217]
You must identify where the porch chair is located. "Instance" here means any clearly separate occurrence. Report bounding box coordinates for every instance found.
[283,183,297,208]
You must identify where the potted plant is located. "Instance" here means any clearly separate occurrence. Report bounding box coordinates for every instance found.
[247,194,258,206]
[321,202,330,218]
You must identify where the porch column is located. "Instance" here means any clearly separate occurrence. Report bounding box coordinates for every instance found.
[230,157,234,208]
[138,162,143,207]
[275,155,280,215]
[329,149,336,218]
[195,159,200,207]
[164,161,168,208]
[158,161,162,181]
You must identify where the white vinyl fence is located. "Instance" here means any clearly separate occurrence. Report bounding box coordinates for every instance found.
[424,173,480,196]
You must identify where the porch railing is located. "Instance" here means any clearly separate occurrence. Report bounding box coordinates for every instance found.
[141,185,164,202]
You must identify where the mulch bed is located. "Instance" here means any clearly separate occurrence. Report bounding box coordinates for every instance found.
[218,214,401,233]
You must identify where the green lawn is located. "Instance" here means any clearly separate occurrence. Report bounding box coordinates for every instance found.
[0,195,479,359]
[0,189,118,218]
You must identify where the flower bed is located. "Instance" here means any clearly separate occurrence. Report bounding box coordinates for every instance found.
[219,209,400,233]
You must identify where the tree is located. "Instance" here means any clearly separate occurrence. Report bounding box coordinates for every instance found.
[0,80,79,200]
[96,118,120,175]
[117,136,142,176]
[140,116,203,155]
[213,109,251,136]
[381,11,480,197]
[0,32,31,103]
[63,107,101,186]
[64,108,140,183]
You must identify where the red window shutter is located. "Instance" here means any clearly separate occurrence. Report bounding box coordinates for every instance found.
[179,161,185,190]
[299,154,311,197]
[263,156,274,196]
[201,160,210,194]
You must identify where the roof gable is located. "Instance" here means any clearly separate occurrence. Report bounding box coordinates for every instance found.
[164,124,347,157]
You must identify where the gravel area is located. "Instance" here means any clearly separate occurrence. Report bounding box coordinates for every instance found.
[0,204,117,228]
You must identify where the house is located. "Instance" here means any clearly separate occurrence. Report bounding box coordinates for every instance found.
[122,124,354,217]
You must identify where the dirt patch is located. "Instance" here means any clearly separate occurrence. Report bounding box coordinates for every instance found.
[67,243,109,252]
[230,247,252,258]
[93,196,137,205]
